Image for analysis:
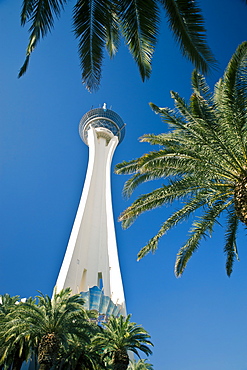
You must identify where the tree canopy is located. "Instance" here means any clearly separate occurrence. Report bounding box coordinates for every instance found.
[19,0,216,91]
[92,314,153,370]
[116,41,247,277]
[0,290,153,370]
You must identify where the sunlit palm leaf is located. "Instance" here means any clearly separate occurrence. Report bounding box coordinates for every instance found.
[104,1,121,57]
[117,42,247,276]
[128,359,154,370]
[92,314,153,367]
[224,206,239,277]
[137,192,211,260]
[191,70,211,99]
[175,200,231,276]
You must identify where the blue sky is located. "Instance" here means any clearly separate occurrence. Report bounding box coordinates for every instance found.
[1,1,247,369]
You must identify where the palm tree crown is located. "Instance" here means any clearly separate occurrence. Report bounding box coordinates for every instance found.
[19,0,215,91]
[0,292,154,370]
[0,294,36,370]
[116,41,247,277]
[92,314,153,370]
[128,359,154,370]
[4,288,93,370]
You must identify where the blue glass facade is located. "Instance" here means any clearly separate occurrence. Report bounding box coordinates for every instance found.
[81,286,123,320]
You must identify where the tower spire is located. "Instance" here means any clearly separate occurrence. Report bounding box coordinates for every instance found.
[55,107,126,316]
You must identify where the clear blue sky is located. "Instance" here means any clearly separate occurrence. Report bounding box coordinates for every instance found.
[1,1,247,369]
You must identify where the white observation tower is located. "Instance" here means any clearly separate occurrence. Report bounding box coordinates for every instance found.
[55,105,126,317]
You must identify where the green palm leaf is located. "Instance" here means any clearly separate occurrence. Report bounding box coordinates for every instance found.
[19,0,218,91]
[128,359,154,370]
[19,0,68,77]
[137,191,211,260]
[224,206,239,277]
[73,0,111,91]
[175,200,231,276]
[162,0,216,73]
[119,0,159,81]
[92,314,153,369]
[117,42,247,276]
[2,289,94,370]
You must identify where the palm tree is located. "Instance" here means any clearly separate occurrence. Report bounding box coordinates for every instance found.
[128,359,153,370]
[0,294,34,370]
[5,288,94,370]
[19,0,215,91]
[116,41,247,277]
[54,329,104,370]
[92,314,153,370]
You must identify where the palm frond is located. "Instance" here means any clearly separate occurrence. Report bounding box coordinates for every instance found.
[189,79,215,122]
[120,178,197,229]
[139,132,172,146]
[73,0,111,92]
[175,200,231,276]
[162,0,216,73]
[128,359,154,370]
[191,70,211,99]
[149,102,186,129]
[172,90,246,173]
[19,0,67,77]
[118,42,247,276]
[93,314,153,361]
[224,206,239,277]
[119,0,159,81]
[137,191,211,260]
[222,41,247,100]
[104,1,120,57]
[115,158,141,175]
[122,173,161,199]
[214,42,247,164]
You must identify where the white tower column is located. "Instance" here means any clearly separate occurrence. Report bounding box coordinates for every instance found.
[55,107,126,315]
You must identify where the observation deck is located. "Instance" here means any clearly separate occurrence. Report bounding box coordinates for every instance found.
[79,107,125,145]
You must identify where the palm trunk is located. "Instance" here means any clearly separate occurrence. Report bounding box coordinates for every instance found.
[234,176,247,225]
[39,364,51,370]
[113,350,129,370]
[38,333,60,370]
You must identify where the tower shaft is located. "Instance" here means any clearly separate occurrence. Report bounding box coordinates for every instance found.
[55,124,126,313]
